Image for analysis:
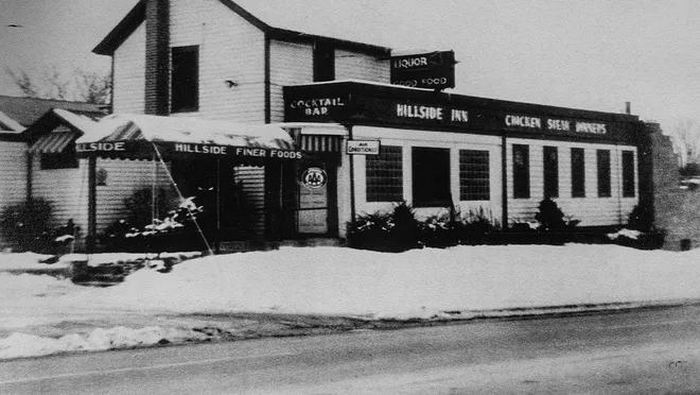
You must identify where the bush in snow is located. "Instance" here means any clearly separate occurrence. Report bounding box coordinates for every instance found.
[347,201,420,252]
[454,208,500,245]
[0,199,71,253]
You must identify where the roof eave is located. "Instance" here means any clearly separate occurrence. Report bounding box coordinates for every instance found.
[268,28,391,57]
[93,0,146,56]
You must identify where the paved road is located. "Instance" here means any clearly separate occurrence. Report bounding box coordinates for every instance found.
[1,304,700,394]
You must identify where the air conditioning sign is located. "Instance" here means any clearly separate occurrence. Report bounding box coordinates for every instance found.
[390,51,456,90]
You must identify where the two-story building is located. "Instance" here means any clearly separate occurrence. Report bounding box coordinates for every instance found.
[82,0,653,246]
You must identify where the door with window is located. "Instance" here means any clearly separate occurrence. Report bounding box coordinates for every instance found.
[296,161,337,235]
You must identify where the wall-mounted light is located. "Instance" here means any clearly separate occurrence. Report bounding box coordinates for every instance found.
[224,79,238,88]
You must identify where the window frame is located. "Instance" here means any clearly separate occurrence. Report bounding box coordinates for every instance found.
[170,45,199,113]
[543,146,559,199]
[365,145,403,202]
[459,149,490,201]
[412,147,452,207]
[571,147,586,198]
[622,150,636,197]
[512,144,530,199]
[597,149,611,198]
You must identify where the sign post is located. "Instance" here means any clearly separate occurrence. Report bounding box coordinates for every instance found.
[390,50,456,90]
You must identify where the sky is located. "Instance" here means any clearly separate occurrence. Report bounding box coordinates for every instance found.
[1,0,699,134]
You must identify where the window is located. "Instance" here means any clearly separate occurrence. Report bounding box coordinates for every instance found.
[543,146,559,198]
[366,145,402,202]
[571,148,586,197]
[459,150,490,201]
[597,150,611,197]
[171,46,199,113]
[313,41,335,82]
[622,150,635,197]
[412,147,451,207]
[513,144,530,199]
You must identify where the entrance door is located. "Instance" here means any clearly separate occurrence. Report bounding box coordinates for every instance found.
[297,166,330,234]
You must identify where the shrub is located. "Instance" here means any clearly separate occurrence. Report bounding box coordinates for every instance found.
[124,188,172,229]
[347,201,420,252]
[456,208,500,245]
[534,197,566,231]
[0,199,54,252]
[627,203,653,231]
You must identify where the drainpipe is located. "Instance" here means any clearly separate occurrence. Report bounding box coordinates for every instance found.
[346,124,356,224]
[25,151,33,201]
[501,133,508,229]
[87,156,97,253]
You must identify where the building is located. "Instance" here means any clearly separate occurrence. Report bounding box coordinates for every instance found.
[74,0,658,246]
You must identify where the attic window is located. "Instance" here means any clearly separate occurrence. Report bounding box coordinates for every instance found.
[313,42,335,82]
[171,46,199,113]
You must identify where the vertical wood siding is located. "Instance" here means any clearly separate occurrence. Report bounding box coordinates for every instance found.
[113,23,146,114]
[506,138,638,227]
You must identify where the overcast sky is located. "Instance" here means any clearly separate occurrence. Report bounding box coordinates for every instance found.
[1,0,699,133]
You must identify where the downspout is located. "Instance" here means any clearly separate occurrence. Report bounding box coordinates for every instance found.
[25,151,33,202]
[87,156,97,253]
[501,133,508,229]
[264,33,271,124]
[346,124,356,224]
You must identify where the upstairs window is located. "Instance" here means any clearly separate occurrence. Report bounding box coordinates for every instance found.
[597,150,611,197]
[313,41,335,82]
[366,145,402,202]
[513,144,530,199]
[171,46,199,113]
[571,148,586,198]
[543,146,559,198]
[412,147,451,207]
[622,150,636,197]
[41,150,78,170]
[459,149,490,201]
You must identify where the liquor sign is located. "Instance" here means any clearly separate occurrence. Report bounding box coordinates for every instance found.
[390,51,456,90]
[347,140,380,155]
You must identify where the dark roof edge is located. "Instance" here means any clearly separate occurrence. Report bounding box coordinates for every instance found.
[268,28,390,56]
[93,0,391,57]
[93,0,146,56]
[288,80,642,123]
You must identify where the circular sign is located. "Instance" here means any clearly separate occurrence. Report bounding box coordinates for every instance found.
[301,167,327,189]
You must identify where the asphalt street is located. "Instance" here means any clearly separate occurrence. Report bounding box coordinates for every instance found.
[1,304,699,394]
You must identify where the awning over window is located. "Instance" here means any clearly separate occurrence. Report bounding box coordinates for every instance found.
[29,130,78,154]
[298,134,342,153]
[75,114,303,161]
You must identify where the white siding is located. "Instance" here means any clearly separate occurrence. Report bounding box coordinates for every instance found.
[335,49,389,83]
[269,40,314,122]
[506,138,638,227]
[31,158,173,245]
[0,142,28,247]
[170,0,266,122]
[113,23,146,114]
[352,126,502,223]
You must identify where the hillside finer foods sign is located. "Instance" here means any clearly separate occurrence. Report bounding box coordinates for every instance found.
[390,51,456,90]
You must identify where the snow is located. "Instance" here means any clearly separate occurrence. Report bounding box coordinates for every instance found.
[1,244,699,360]
[0,327,206,360]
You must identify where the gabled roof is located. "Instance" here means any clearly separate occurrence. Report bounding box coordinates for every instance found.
[93,0,391,57]
[0,95,106,128]
[24,108,104,144]
[0,110,24,133]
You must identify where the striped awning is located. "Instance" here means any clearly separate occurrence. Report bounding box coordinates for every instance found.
[29,131,78,154]
[298,134,342,153]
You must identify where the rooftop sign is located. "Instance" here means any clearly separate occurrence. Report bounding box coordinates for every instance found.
[390,51,456,90]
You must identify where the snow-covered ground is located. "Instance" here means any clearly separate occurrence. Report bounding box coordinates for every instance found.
[1,244,699,359]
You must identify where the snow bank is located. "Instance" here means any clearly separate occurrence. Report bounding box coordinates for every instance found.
[66,244,700,319]
[0,252,67,271]
[0,327,206,360]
